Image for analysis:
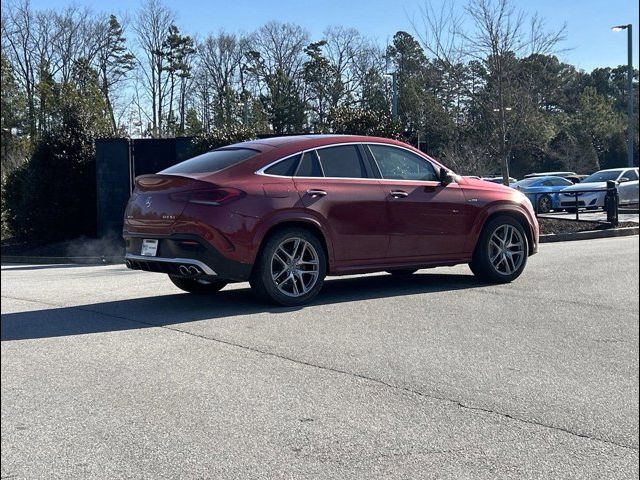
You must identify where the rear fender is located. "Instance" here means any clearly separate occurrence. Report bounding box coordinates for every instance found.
[250,210,336,268]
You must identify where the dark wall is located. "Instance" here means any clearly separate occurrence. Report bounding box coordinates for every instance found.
[96,139,131,238]
[96,137,193,237]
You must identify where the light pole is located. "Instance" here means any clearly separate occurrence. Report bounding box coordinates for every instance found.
[612,24,635,167]
[384,72,399,119]
[493,107,513,185]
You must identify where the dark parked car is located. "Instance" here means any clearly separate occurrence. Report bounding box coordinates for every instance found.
[123,135,539,305]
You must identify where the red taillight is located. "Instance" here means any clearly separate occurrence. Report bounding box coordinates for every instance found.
[187,188,244,206]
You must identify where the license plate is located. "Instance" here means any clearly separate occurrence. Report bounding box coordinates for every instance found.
[141,239,158,256]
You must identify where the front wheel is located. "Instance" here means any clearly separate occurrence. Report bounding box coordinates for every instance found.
[250,228,327,306]
[168,275,228,294]
[469,216,528,283]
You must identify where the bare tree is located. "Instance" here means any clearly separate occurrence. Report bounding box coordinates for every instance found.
[2,0,42,139]
[133,0,175,137]
[50,6,95,83]
[414,0,565,183]
[245,22,309,133]
[323,26,366,107]
[198,31,245,128]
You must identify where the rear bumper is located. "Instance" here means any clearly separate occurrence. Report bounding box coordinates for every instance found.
[123,233,253,281]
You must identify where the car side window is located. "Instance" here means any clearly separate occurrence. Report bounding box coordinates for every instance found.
[555,178,573,186]
[623,169,638,182]
[314,145,367,178]
[295,151,323,177]
[368,144,438,181]
[264,154,301,176]
[540,180,553,186]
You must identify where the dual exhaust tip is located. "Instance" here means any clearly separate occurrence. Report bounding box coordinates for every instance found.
[179,264,201,276]
[124,259,202,276]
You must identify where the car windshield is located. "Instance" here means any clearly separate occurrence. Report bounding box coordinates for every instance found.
[581,171,621,183]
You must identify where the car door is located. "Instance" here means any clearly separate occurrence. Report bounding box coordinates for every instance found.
[618,169,639,204]
[366,143,467,259]
[292,144,388,262]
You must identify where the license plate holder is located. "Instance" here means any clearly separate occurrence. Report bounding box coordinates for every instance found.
[141,239,159,256]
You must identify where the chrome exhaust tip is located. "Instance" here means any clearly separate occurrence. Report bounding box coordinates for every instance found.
[188,266,200,275]
[178,265,190,276]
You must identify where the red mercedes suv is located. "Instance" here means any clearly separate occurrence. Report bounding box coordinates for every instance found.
[124,135,538,305]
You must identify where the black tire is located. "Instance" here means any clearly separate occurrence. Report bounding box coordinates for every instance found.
[168,275,228,294]
[469,215,529,283]
[537,194,552,214]
[250,227,327,306]
[386,269,418,276]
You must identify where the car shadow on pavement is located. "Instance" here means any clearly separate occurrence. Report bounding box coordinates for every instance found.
[1,264,97,272]
[2,272,486,341]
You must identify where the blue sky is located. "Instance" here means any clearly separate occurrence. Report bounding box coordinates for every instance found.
[24,0,640,72]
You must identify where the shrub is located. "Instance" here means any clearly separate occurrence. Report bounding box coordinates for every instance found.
[2,115,97,244]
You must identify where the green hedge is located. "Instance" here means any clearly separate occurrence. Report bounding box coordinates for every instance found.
[2,117,97,244]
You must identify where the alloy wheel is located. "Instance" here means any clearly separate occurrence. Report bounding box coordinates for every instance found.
[270,237,320,297]
[538,195,552,213]
[488,224,525,276]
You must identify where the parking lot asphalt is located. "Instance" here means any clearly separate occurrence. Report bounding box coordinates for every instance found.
[1,236,639,479]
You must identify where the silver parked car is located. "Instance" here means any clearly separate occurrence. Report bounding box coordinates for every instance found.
[559,168,639,210]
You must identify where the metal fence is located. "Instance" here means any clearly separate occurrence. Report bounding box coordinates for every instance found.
[532,180,619,226]
[95,137,194,237]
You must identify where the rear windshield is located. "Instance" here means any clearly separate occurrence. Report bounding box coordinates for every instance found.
[161,148,259,174]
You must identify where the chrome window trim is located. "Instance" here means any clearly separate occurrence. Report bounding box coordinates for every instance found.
[254,141,446,183]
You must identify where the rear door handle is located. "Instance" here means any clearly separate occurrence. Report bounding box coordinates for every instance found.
[390,190,409,198]
[306,189,327,197]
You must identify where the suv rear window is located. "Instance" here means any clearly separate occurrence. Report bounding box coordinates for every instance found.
[162,148,259,174]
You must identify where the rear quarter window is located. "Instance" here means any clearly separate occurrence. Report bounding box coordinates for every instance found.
[264,154,301,176]
[161,148,259,174]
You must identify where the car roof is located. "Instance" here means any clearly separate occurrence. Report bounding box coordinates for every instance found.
[596,167,637,173]
[519,175,569,182]
[202,134,446,180]
[525,171,576,177]
[220,134,420,153]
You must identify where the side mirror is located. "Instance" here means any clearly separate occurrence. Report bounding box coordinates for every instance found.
[439,167,453,185]
[620,177,630,183]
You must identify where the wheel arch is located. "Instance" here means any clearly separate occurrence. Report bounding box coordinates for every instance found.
[470,204,536,257]
[252,216,334,273]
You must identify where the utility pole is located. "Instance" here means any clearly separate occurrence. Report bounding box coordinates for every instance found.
[612,24,635,167]
[391,72,398,120]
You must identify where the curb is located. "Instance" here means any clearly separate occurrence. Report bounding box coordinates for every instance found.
[1,255,124,265]
[539,226,639,243]
[3,228,638,263]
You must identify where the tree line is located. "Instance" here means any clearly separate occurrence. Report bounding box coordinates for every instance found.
[1,0,638,182]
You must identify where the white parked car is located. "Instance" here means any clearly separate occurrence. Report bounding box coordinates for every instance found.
[559,168,639,210]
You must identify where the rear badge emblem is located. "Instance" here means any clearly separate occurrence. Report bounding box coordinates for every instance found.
[145,196,152,209]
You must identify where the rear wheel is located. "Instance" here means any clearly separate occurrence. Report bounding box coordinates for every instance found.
[469,216,528,283]
[168,275,228,294]
[250,228,327,306]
